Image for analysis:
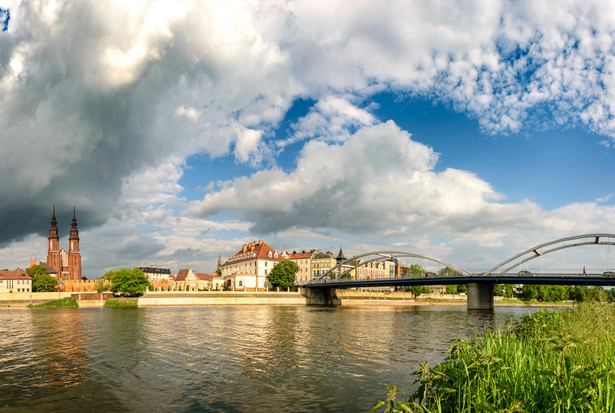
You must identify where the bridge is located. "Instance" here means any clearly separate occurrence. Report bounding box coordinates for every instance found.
[300,234,615,310]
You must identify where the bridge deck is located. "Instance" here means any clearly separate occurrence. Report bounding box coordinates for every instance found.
[302,274,615,289]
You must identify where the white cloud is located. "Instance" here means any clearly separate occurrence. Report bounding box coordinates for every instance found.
[191,121,522,237]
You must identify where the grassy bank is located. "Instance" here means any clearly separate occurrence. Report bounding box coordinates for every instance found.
[104,299,138,307]
[377,304,615,412]
[27,297,79,308]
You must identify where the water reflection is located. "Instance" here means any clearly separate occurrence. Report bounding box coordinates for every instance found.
[0,305,539,412]
[32,309,90,388]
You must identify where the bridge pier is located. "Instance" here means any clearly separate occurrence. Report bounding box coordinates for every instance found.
[466,282,494,311]
[299,287,340,305]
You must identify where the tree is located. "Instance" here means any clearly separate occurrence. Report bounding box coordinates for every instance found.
[26,265,59,292]
[494,284,514,298]
[410,285,431,298]
[409,264,424,277]
[445,284,458,294]
[267,259,299,289]
[110,268,152,296]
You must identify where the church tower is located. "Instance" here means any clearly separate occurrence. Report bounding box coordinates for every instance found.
[68,206,82,280]
[47,204,61,276]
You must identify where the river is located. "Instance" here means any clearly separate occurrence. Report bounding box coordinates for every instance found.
[0,305,540,412]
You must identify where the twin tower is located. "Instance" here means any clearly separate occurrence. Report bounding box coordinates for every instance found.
[46,204,82,280]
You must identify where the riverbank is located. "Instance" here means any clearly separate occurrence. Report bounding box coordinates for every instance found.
[0,290,577,307]
[396,303,615,412]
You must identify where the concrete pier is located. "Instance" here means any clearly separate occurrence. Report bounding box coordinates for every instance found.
[466,282,494,310]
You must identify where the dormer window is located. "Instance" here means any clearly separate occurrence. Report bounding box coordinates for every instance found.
[268,251,272,258]
[274,252,278,258]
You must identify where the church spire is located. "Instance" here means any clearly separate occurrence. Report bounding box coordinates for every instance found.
[48,203,59,241]
[69,205,79,241]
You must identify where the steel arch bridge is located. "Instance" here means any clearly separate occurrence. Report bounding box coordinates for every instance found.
[305,233,615,286]
[312,251,472,283]
[483,233,615,276]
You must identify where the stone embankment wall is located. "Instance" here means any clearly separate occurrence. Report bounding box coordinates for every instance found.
[0,291,74,307]
[138,291,308,306]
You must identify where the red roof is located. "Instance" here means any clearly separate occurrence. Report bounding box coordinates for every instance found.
[195,272,216,281]
[288,252,311,259]
[174,269,189,281]
[222,240,282,267]
[0,269,32,280]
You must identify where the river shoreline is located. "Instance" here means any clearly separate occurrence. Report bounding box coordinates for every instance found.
[0,290,575,307]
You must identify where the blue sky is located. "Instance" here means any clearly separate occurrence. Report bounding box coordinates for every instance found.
[1,0,614,276]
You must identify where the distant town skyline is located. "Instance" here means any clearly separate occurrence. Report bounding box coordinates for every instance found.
[1,1,614,276]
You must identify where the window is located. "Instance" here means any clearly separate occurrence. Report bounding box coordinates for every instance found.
[238,280,243,287]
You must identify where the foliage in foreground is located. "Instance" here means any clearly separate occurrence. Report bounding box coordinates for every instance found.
[28,297,78,308]
[375,304,615,412]
[104,299,138,307]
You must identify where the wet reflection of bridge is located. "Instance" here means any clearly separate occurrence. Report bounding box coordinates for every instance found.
[301,234,615,310]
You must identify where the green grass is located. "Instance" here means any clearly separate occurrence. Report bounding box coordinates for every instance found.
[27,297,79,308]
[386,304,615,412]
[104,299,138,307]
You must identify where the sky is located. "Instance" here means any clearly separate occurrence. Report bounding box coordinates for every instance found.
[1,0,615,277]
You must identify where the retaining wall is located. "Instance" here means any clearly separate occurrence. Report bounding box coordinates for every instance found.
[138,291,308,306]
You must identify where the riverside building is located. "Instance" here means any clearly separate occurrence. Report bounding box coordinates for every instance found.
[0,270,32,293]
[220,240,283,291]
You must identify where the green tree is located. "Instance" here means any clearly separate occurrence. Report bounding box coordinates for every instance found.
[26,265,59,292]
[410,285,430,298]
[409,264,424,277]
[267,259,299,289]
[519,284,538,301]
[494,284,514,298]
[439,267,462,277]
[110,268,152,296]
[445,284,458,294]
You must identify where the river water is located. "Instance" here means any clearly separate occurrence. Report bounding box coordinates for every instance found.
[0,305,540,412]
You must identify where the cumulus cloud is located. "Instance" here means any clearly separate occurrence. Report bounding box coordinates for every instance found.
[191,121,532,237]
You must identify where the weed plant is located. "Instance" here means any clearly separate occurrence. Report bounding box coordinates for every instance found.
[375,304,615,412]
[27,297,79,308]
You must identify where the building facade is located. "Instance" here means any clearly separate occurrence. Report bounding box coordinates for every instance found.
[46,205,82,281]
[220,240,283,291]
[0,270,32,293]
[286,251,312,284]
[311,251,337,279]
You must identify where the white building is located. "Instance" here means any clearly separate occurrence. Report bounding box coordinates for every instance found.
[0,270,32,293]
[221,240,283,291]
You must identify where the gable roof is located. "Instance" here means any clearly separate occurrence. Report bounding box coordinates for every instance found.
[222,240,282,267]
[174,268,190,282]
[38,262,58,275]
[0,269,32,280]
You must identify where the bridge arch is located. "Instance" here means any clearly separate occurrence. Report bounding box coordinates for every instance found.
[315,251,471,281]
[483,234,615,276]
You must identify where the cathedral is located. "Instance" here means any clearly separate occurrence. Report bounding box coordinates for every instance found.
[46,204,82,280]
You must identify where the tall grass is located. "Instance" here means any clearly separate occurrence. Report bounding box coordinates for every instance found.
[399,304,615,412]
